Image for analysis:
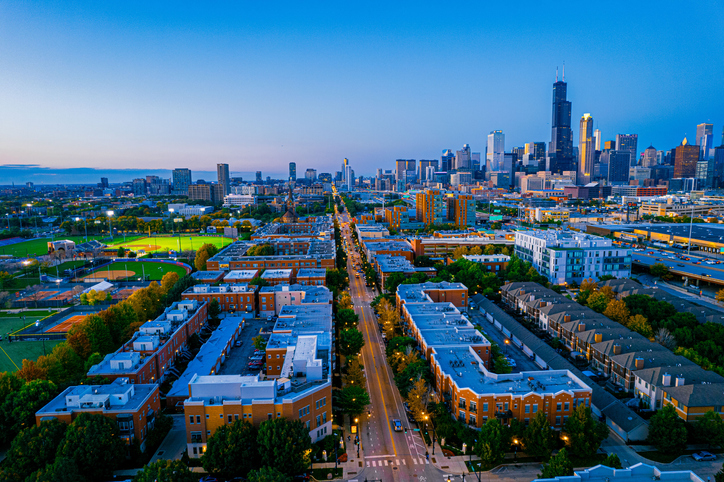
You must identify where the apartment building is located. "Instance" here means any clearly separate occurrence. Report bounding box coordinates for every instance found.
[258,284,333,317]
[87,300,208,384]
[514,230,631,284]
[362,240,415,262]
[261,269,293,286]
[36,378,160,451]
[223,270,260,284]
[408,236,514,258]
[295,268,327,286]
[462,254,510,273]
[182,284,256,313]
[396,281,470,310]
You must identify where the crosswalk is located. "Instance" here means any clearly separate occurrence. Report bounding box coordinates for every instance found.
[365,457,429,467]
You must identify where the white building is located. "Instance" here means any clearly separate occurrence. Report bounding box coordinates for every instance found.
[223,194,255,208]
[486,130,505,172]
[514,230,631,285]
[168,204,214,216]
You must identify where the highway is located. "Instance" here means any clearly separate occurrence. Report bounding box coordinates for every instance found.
[631,248,724,287]
[335,201,446,482]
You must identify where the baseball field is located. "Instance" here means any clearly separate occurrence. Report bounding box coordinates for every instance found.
[83,260,189,281]
[114,235,232,254]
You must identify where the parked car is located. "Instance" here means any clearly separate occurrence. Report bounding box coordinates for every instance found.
[692,451,716,461]
[250,355,264,361]
[235,340,243,347]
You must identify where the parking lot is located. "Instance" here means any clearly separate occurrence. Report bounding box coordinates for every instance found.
[218,316,273,376]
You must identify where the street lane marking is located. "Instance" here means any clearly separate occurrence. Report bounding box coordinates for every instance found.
[365,455,393,458]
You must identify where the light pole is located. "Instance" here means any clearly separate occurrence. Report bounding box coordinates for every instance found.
[34,321,46,356]
[513,438,518,464]
[107,211,114,239]
[687,204,694,255]
[504,338,509,355]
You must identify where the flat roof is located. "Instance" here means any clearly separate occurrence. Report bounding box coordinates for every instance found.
[37,379,156,415]
[275,304,333,334]
[261,269,293,278]
[224,270,259,279]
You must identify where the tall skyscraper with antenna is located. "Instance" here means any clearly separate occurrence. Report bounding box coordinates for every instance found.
[548,66,573,174]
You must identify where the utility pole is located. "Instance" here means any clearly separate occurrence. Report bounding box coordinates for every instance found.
[687,204,694,255]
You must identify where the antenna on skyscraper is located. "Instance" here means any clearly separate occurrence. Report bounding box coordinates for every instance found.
[562,62,565,81]
[556,66,558,82]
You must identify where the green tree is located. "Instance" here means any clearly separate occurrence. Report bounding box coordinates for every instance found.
[586,291,610,312]
[26,457,84,482]
[539,448,574,478]
[523,411,555,459]
[325,268,349,294]
[385,272,408,294]
[202,420,259,479]
[563,405,609,458]
[248,466,291,482]
[602,453,623,469]
[0,379,57,443]
[647,405,688,454]
[339,328,365,357]
[257,418,312,476]
[253,335,267,351]
[650,263,670,279]
[208,298,221,321]
[336,308,359,329]
[627,314,653,338]
[345,357,366,387]
[337,385,371,417]
[715,467,724,482]
[117,246,126,258]
[57,412,126,481]
[1,419,67,482]
[695,410,724,448]
[475,419,510,467]
[133,460,197,482]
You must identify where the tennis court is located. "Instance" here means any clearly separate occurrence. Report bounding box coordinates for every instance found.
[46,314,87,333]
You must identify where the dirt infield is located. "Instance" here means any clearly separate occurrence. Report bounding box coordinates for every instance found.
[47,314,87,333]
[122,244,162,251]
[84,269,135,281]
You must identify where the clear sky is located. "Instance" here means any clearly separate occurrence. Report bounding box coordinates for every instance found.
[1,1,723,181]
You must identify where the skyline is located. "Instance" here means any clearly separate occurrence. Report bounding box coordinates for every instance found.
[2,1,724,180]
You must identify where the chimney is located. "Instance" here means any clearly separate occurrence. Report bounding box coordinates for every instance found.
[662,373,671,386]
[634,357,644,370]
[675,376,685,386]
[530,295,535,301]
[564,315,571,323]
[613,343,621,355]
[594,333,603,343]
[520,290,525,296]
[578,322,586,332]
[540,301,547,308]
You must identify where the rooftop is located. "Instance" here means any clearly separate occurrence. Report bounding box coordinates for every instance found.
[534,463,704,482]
[224,270,260,280]
[37,378,156,415]
[274,304,333,334]
[374,254,415,273]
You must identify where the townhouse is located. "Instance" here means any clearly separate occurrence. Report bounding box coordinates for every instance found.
[258,284,333,317]
[87,300,208,384]
[36,378,161,451]
[633,365,724,411]
[182,284,256,313]
[295,268,327,286]
[396,281,470,311]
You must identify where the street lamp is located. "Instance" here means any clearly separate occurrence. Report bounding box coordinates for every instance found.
[75,216,88,242]
[34,321,46,356]
[513,438,518,464]
[504,338,509,355]
[106,211,114,239]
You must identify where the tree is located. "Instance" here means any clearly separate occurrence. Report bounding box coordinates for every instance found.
[654,328,677,350]
[414,256,435,268]
[1,419,67,482]
[337,291,353,310]
[337,385,370,417]
[476,419,510,467]
[647,405,688,454]
[695,410,724,448]
[202,420,259,479]
[208,298,221,321]
[253,335,267,351]
[539,448,573,479]
[627,314,653,338]
[716,467,724,482]
[0,379,57,443]
[603,299,630,325]
[345,357,366,387]
[117,246,126,258]
[385,272,408,294]
[579,278,598,292]
[336,308,359,330]
[248,466,291,482]
[650,263,670,279]
[257,418,312,476]
[563,405,609,458]
[523,411,555,459]
[339,328,365,357]
[26,457,84,482]
[133,460,196,482]
[194,243,219,271]
[325,268,349,294]
[602,453,622,469]
[160,271,180,293]
[717,288,724,306]
[587,292,610,313]
[57,412,126,481]
[406,377,429,422]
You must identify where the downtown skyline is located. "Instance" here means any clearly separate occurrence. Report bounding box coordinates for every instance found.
[1,1,723,181]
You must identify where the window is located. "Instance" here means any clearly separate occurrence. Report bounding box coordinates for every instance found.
[482,402,488,412]
[189,415,194,424]
[191,432,202,443]
[556,402,562,412]
[322,412,327,423]
[306,420,311,429]
[564,402,569,411]
[228,415,232,423]
[196,415,201,423]
[555,416,561,425]
[533,404,538,413]
[525,404,530,414]
[316,415,321,427]
[235,414,239,421]
[205,414,209,419]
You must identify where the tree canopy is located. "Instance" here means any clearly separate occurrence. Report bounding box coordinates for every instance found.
[256,418,312,476]
[202,420,259,479]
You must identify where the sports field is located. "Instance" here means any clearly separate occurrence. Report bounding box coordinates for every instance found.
[46,314,87,333]
[114,235,232,254]
[0,310,61,372]
[84,260,188,281]
[0,235,122,258]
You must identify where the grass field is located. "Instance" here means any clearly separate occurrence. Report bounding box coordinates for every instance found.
[0,310,61,372]
[41,260,87,275]
[85,260,188,281]
[0,235,117,258]
[114,235,233,253]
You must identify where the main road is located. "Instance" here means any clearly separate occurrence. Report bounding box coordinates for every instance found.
[335,205,446,482]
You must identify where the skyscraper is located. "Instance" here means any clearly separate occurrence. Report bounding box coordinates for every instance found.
[455,145,472,171]
[288,162,297,182]
[487,131,505,172]
[255,171,262,183]
[578,114,594,184]
[593,129,602,151]
[217,163,230,196]
[606,151,631,184]
[419,160,438,181]
[172,168,192,195]
[305,169,317,181]
[642,146,657,168]
[615,134,638,167]
[696,123,713,160]
[673,138,699,178]
[548,69,573,174]
[440,150,455,172]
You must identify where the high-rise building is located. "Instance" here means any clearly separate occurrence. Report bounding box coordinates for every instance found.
[172,168,192,195]
[217,163,230,196]
[548,70,573,174]
[604,140,616,150]
[451,194,475,228]
[615,134,638,167]
[606,150,632,184]
[188,184,224,204]
[395,159,415,181]
[712,146,724,189]
[696,123,713,160]
[419,160,438,181]
[100,177,109,188]
[305,169,317,181]
[455,145,472,171]
[487,131,505,172]
[255,171,262,183]
[593,129,602,151]
[578,114,595,184]
[642,145,658,168]
[318,172,332,183]
[673,138,699,178]
[288,162,297,182]
[132,178,147,196]
[415,189,447,225]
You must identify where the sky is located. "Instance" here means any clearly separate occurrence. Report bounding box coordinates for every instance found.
[1,1,724,183]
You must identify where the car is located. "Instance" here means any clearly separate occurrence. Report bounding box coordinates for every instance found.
[199,477,218,482]
[392,419,403,432]
[250,355,264,361]
[235,340,243,347]
[692,451,716,461]
[505,357,517,367]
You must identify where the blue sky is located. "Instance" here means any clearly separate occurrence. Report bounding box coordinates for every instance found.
[1,1,723,181]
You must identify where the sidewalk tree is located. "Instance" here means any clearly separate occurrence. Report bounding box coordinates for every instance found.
[476,419,510,468]
[247,466,291,482]
[336,309,359,330]
[339,328,365,357]
[602,453,623,469]
[345,358,366,387]
[406,377,429,421]
[57,412,126,481]
[694,410,724,448]
[563,405,608,458]
[647,405,688,454]
[524,411,555,459]
[257,418,312,476]
[337,291,353,310]
[539,448,573,479]
[337,385,370,417]
[202,420,259,479]
[133,460,197,482]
